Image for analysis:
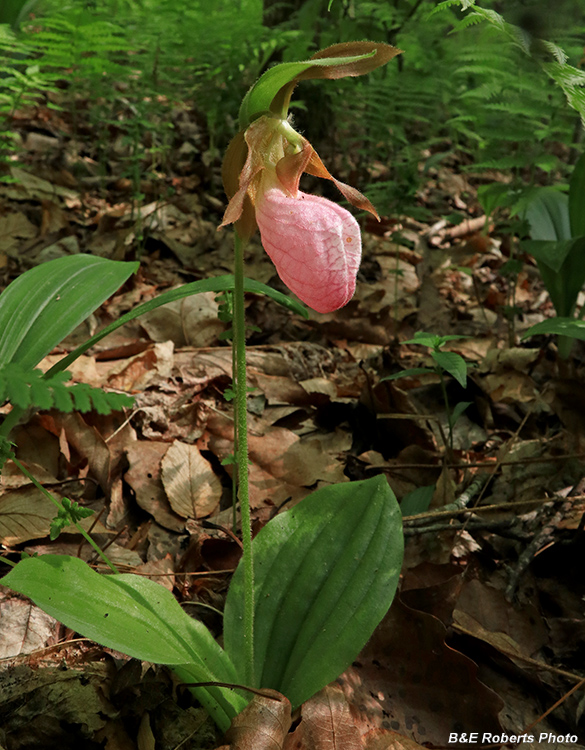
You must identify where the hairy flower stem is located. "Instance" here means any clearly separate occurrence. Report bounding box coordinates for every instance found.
[233,231,255,686]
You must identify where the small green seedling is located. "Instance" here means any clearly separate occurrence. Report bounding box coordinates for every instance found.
[382,331,473,451]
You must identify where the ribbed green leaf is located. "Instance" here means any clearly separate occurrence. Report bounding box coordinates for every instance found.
[401,484,435,516]
[524,188,571,243]
[525,237,585,317]
[223,475,403,710]
[0,255,138,370]
[522,317,585,341]
[569,152,585,238]
[2,555,246,731]
[522,239,577,273]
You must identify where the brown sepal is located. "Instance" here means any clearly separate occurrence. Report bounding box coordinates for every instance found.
[301,41,402,81]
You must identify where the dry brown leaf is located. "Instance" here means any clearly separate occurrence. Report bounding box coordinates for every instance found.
[7,166,80,207]
[452,579,548,659]
[207,412,348,509]
[401,562,464,625]
[124,441,185,532]
[137,712,156,750]
[108,341,174,391]
[223,691,291,750]
[339,600,503,745]
[0,485,106,546]
[283,685,361,750]
[0,600,60,658]
[0,210,37,254]
[55,412,111,492]
[161,440,221,519]
[140,291,225,347]
[134,555,176,591]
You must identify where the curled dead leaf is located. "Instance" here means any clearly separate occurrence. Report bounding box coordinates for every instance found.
[222,690,292,750]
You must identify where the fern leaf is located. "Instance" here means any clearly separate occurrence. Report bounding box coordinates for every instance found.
[69,383,93,413]
[0,363,133,415]
[51,385,74,413]
[426,0,464,20]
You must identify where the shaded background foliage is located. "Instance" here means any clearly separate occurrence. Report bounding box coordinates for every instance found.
[1,0,584,219]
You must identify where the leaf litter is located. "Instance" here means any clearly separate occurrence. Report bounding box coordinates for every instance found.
[1,84,584,750]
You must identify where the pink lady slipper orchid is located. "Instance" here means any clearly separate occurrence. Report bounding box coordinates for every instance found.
[219,42,401,314]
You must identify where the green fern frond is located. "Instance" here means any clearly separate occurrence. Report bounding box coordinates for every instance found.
[543,41,569,65]
[426,0,463,20]
[452,13,485,32]
[468,154,537,171]
[0,364,133,415]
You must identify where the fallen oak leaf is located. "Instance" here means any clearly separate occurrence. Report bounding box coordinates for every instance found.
[283,684,361,750]
[216,689,292,750]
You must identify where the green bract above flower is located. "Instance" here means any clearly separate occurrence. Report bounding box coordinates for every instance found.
[239,41,402,130]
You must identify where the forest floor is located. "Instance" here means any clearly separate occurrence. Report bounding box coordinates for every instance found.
[0,99,584,750]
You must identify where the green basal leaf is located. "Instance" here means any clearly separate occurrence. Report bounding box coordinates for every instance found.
[400,484,435,517]
[524,188,571,243]
[569,152,585,238]
[522,239,578,273]
[431,350,468,388]
[239,42,401,128]
[0,255,138,370]
[45,276,308,379]
[223,475,403,710]
[526,237,585,317]
[522,317,585,341]
[380,368,435,382]
[2,555,246,732]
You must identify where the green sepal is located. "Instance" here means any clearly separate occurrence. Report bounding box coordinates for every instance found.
[239,42,401,128]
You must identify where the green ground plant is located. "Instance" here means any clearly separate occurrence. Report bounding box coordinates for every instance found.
[1,44,405,736]
[0,25,58,181]
[382,331,473,451]
[519,151,585,357]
